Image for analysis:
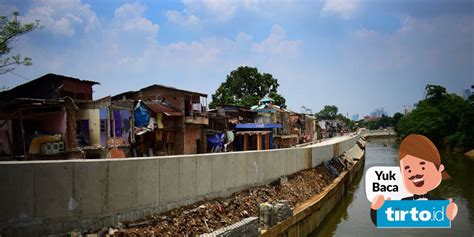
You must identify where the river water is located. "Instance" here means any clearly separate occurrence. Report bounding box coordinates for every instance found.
[311,137,474,237]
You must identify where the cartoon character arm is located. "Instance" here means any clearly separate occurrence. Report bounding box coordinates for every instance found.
[370,195,386,226]
[370,208,377,225]
[446,198,458,221]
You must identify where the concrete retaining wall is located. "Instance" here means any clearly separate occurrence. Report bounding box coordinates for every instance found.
[261,142,366,237]
[0,134,360,235]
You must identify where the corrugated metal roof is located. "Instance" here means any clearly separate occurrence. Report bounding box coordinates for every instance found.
[143,101,183,116]
[140,84,207,97]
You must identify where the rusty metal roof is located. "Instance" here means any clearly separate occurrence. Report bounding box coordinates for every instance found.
[143,101,183,116]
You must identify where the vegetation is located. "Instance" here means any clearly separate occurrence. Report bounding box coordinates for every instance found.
[210,66,286,108]
[314,105,338,120]
[396,85,473,150]
[0,12,39,74]
[314,105,354,131]
[359,112,404,130]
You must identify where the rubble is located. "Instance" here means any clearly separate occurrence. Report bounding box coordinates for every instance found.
[114,161,341,236]
[465,149,474,160]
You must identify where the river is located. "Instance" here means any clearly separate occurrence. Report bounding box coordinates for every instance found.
[311,137,474,237]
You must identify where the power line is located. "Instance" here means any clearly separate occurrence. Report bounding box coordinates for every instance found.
[7,71,31,82]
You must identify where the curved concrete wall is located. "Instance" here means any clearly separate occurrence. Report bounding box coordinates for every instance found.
[0,134,360,235]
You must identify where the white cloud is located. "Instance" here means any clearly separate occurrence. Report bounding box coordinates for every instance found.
[21,0,98,37]
[122,17,159,35]
[236,32,253,42]
[348,15,474,72]
[114,3,144,20]
[113,3,159,36]
[174,0,261,23]
[8,2,305,101]
[252,24,302,57]
[352,28,378,40]
[321,0,360,19]
[54,17,74,37]
[183,0,238,22]
[166,10,200,26]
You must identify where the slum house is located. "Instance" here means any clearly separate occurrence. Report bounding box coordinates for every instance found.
[75,96,134,158]
[317,119,344,139]
[230,96,289,151]
[205,105,256,152]
[0,73,99,160]
[300,113,317,143]
[288,113,304,144]
[249,96,298,149]
[285,112,317,145]
[112,84,208,156]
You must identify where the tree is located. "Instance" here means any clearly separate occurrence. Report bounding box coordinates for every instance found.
[396,85,472,150]
[315,105,338,120]
[210,66,286,108]
[425,84,447,104]
[0,12,39,74]
[392,112,404,129]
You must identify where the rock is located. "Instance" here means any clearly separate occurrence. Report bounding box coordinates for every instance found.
[465,150,474,159]
[259,202,273,229]
[108,227,118,235]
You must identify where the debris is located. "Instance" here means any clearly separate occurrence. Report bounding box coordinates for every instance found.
[465,149,474,160]
[108,227,118,235]
[116,161,337,236]
[279,176,288,185]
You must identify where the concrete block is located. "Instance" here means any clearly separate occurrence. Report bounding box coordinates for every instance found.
[196,155,212,196]
[73,161,107,216]
[136,159,160,207]
[211,154,226,194]
[0,163,35,223]
[106,159,137,212]
[179,156,197,199]
[34,162,74,220]
[159,157,179,204]
[200,217,259,237]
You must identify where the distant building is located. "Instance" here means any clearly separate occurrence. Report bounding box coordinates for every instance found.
[403,104,415,115]
[463,89,472,100]
[369,108,387,118]
[351,114,359,121]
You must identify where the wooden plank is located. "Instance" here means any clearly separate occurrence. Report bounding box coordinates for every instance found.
[257,133,262,150]
[265,133,270,150]
[243,134,248,151]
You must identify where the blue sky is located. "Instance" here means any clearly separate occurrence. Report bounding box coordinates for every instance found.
[1,0,473,117]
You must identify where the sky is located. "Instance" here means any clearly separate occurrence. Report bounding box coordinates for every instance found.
[0,0,473,117]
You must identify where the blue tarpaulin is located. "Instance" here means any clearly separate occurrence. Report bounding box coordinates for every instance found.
[207,133,224,147]
[134,101,150,128]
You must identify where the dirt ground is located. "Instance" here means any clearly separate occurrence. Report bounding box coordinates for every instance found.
[115,161,343,236]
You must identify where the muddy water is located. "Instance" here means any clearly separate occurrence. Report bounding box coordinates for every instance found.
[310,137,474,237]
